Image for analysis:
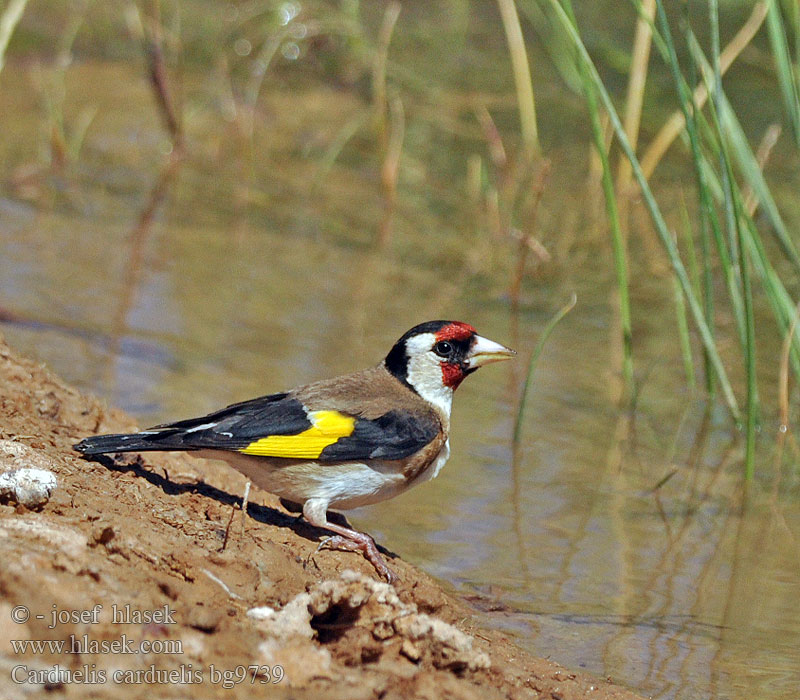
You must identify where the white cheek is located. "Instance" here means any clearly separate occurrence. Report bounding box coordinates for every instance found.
[406,353,453,417]
[402,332,454,416]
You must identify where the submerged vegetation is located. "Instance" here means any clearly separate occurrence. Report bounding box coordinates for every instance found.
[2,0,800,481]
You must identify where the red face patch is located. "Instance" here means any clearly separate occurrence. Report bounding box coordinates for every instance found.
[435,321,476,343]
[440,361,466,389]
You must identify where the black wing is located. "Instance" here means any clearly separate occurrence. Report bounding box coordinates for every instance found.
[76,389,439,462]
[317,410,439,461]
[75,392,309,454]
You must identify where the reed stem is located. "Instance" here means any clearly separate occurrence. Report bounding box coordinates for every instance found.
[497,0,540,157]
[639,2,768,179]
[563,0,633,396]
[0,0,28,77]
[616,0,656,197]
[546,0,741,420]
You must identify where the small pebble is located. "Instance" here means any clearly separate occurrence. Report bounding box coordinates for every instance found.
[0,468,58,508]
[247,606,276,621]
[185,605,221,633]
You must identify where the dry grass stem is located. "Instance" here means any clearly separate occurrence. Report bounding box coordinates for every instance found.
[0,0,28,76]
[617,0,657,197]
[475,106,508,171]
[378,93,405,246]
[372,1,402,148]
[744,124,781,216]
[497,0,539,156]
[126,1,183,149]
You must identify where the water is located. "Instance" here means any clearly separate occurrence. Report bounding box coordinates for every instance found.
[1,3,799,698]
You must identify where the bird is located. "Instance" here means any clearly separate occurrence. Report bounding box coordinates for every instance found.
[74,320,515,582]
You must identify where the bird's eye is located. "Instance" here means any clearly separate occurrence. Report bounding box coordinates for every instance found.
[433,341,453,357]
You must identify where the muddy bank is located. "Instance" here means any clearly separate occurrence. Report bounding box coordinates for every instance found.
[0,335,644,699]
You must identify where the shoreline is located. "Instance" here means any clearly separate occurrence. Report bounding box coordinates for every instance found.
[0,334,645,699]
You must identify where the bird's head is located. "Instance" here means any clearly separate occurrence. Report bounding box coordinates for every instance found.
[384,321,515,415]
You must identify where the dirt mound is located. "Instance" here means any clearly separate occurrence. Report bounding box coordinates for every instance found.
[0,335,643,699]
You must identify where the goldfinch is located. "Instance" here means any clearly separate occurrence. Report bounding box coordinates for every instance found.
[75,321,515,582]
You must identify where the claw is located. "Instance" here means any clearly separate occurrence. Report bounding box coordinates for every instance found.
[302,500,399,584]
[317,535,361,554]
[316,532,398,584]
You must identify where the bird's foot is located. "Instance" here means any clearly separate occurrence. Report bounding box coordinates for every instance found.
[316,535,361,554]
[317,533,398,585]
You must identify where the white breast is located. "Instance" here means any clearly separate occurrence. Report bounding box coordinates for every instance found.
[199,438,452,512]
[200,450,407,510]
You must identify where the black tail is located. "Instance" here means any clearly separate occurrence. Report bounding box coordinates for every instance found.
[73,432,190,456]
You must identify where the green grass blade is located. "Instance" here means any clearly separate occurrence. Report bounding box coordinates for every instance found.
[513,293,577,445]
[561,0,633,397]
[688,29,800,386]
[735,191,758,480]
[544,0,741,420]
[314,110,370,187]
[708,0,758,478]
[688,31,800,275]
[654,0,757,397]
[675,206,697,389]
[633,0,733,393]
[518,0,582,94]
[741,212,800,380]
[709,0,748,359]
[672,264,697,390]
[766,0,800,145]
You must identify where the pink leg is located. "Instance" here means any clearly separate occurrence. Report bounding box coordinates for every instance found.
[303,499,398,584]
[318,523,398,584]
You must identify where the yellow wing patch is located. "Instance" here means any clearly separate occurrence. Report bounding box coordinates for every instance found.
[238,410,356,459]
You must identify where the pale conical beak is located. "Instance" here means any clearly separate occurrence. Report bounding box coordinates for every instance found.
[467,335,516,369]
